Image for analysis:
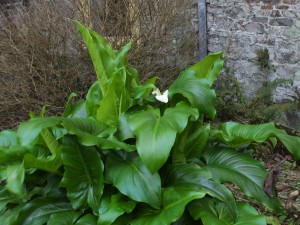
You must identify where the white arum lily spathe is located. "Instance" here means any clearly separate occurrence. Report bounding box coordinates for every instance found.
[152,88,169,103]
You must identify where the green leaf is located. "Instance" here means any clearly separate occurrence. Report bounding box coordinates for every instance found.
[17,117,61,146]
[211,122,300,159]
[63,117,134,151]
[202,146,283,213]
[105,153,161,208]
[47,210,82,225]
[169,71,216,118]
[15,197,72,225]
[65,100,87,118]
[173,123,210,162]
[116,113,135,141]
[0,130,18,148]
[74,21,115,95]
[96,76,119,126]
[190,52,223,86]
[131,187,206,225]
[48,211,97,225]
[189,198,266,225]
[0,187,20,213]
[0,205,22,225]
[62,92,78,117]
[41,128,62,157]
[128,102,198,173]
[172,211,199,225]
[86,81,103,117]
[60,137,104,214]
[24,129,62,173]
[134,77,157,99]
[164,163,237,222]
[6,161,25,195]
[98,192,136,225]
[76,214,98,225]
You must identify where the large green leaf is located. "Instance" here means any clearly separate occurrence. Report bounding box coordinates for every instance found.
[47,210,82,225]
[189,198,266,225]
[0,187,20,213]
[131,187,206,225]
[14,197,72,225]
[0,130,18,148]
[76,214,98,225]
[5,161,25,195]
[202,146,283,213]
[86,81,103,117]
[98,191,136,225]
[74,21,115,95]
[0,196,71,225]
[63,117,134,151]
[169,71,216,118]
[172,211,199,225]
[24,129,62,174]
[189,52,223,86]
[96,76,119,126]
[17,117,61,146]
[60,137,104,214]
[128,102,198,173]
[173,123,210,162]
[47,211,97,225]
[105,153,161,208]
[164,163,237,222]
[211,122,300,159]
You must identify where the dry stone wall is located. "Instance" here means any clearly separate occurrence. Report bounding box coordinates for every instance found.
[206,0,300,127]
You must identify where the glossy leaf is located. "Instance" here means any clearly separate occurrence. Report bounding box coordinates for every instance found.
[0,187,20,213]
[211,122,300,159]
[86,81,103,117]
[164,163,237,222]
[202,146,283,213]
[47,211,97,225]
[74,21,114,95]
[172,211,199,225]
[62,92,78,117]
[96,77,119,126]
[0,130,18,148]
[128,102,198,173]
[17,117,61,146]
[6,161,25,195]
[60,137,104,214]
[47,210,81,225]
[105,153,161,208]
[65,100,87,118]
[189,198,266,225]
[116,113,135,141]
[131,187,206,225]
[63,117,134,151]
[24,129,62,173]
[134,77,157,99]
[173,123,210,162]
[76,214,98,225]
[189,52,223,86]
[14,197,72,225]
[98,192,136,225]
[169,71,216,118]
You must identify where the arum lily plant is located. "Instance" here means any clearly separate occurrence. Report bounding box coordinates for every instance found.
[0,21,300,225]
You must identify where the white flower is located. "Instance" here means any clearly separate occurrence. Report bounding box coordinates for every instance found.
[152,89,169,103]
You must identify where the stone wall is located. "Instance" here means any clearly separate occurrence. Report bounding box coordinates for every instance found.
[206,0,300,127]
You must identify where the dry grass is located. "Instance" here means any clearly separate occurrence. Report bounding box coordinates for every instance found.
[0,0,198,130]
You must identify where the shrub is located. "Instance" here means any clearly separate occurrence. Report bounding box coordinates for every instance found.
[0,22,300,225]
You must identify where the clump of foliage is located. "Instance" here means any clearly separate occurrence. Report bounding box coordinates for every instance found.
[216,48,298,124]
[1,22,300,225]
[0,0,196,130]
